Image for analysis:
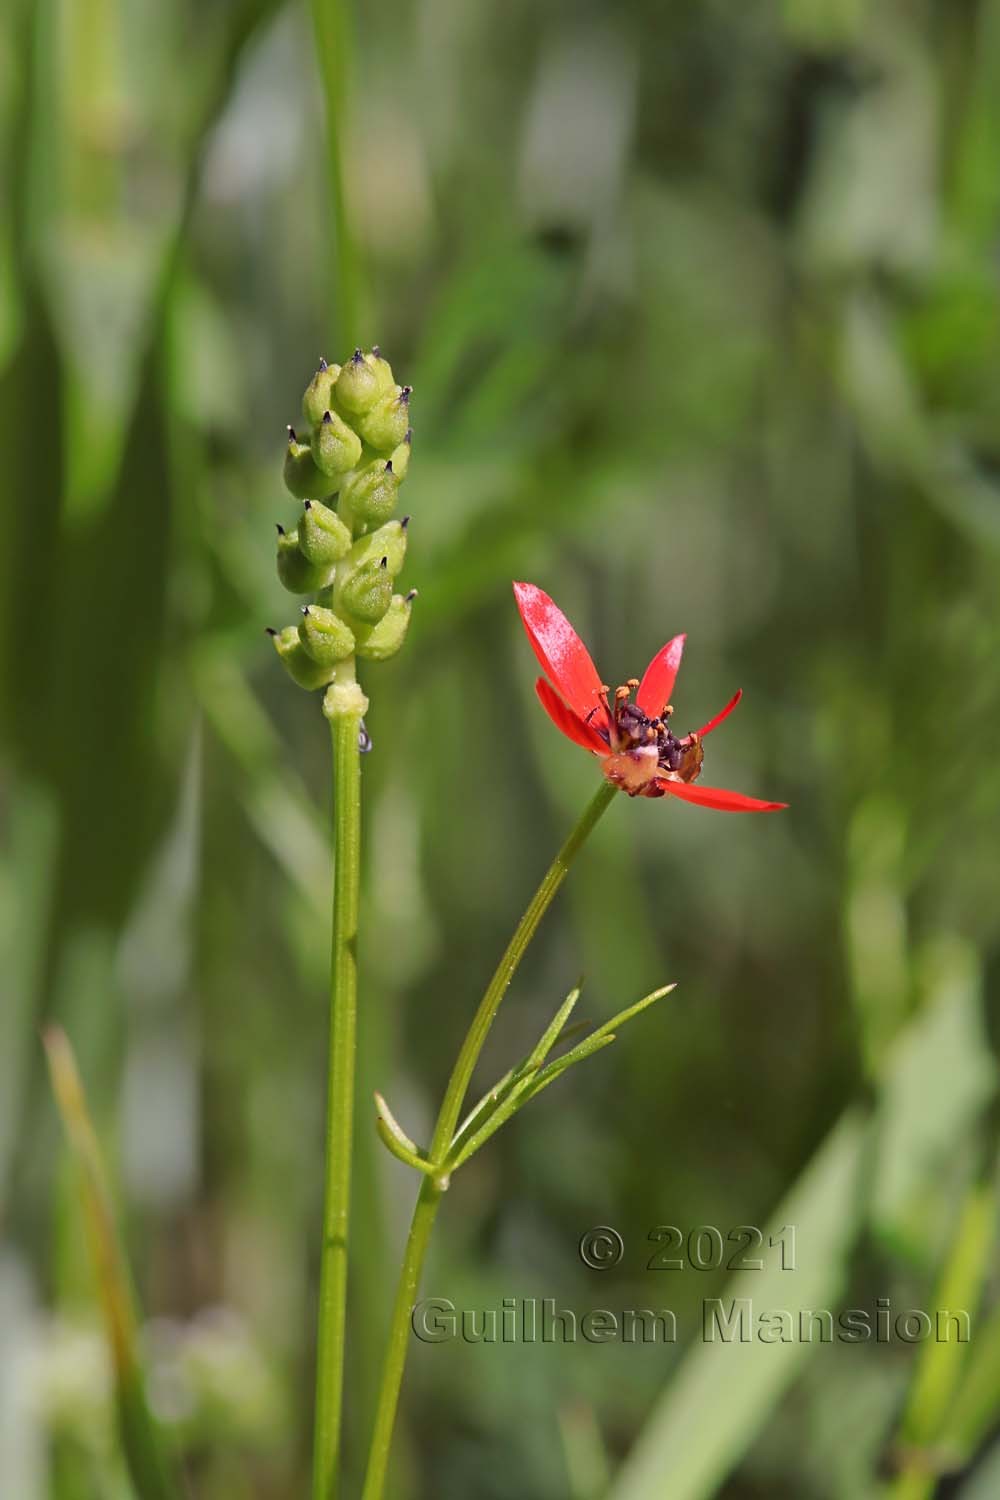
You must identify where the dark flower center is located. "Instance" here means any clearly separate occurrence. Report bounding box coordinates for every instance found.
[590,681,704,784]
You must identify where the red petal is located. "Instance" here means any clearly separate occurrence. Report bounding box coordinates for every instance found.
[513,582,604,720]
[698,689,742,738]
[636,634,685,717]
[534,678,608,754]
[658,780,787,813]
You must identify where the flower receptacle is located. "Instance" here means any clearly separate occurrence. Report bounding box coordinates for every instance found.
[323,678,370,721]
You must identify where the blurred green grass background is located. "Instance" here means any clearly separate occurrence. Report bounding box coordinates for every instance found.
[2,0,1000,1496]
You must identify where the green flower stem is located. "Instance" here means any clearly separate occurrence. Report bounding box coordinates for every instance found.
[428,779,617,1160]
[360,1176,444,1500]
[313,666,364,1500]
[361,778,617,1500]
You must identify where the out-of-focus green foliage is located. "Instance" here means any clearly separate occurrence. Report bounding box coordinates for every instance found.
[2,0,999,1496]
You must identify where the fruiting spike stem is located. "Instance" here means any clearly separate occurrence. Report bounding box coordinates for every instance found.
[311,391,370,1498]
[312,679,363,1500]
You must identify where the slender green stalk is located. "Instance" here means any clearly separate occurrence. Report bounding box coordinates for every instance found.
[361,1177,444,1500]
[429,780,617,1160]
[361,779,617,1500]
[313,684,363,1500]
[308,0,362,345]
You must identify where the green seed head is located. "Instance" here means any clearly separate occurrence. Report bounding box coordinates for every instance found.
[339,558,394,626]
[340,459,400,528]
[298,604,356,667]
[358,386,411,452]
[312,409,363,477]
[284,427,338,500]
[276,525,337,594]
[272,349,416,695]
[343,517,409,578]
[302,359,341,427]
[335,349,381,415]
[366,346,395,397]
[388,428,412,481]
[269,625,336,691]
[355,592,414,661]
[298,500,352,567]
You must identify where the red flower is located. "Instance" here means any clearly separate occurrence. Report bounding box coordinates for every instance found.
[513,582,786,812]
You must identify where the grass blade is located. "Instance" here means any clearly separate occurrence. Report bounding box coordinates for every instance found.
[899,1177,996,1449]
[43,1027,183,1500]
[609,1112,867,1500]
